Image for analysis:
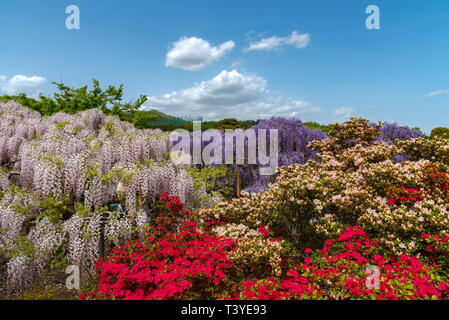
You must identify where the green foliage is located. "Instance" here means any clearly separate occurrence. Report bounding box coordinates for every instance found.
[35,196,70,224]
[218,118,239,130]
[6,185,34,216]
[0,79,154,127]
[74,202,101,219]
[144,119,259,132]
[141,109,192,126]
[0,93,56,115]
[102,166,135,185]
[187,166,236,206]
[122,110,157,129]
[0,235,36,260]
[431,127,449,140]
[303,121,331,134]
[46,243,69,272]
[50,79,148,117]
[412,127,427,138]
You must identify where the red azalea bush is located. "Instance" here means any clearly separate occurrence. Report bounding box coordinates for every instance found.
[225,226,449,300]
[421,165,449,200]
[301,226,449,299]
[419,233,449,276]
[83,195,234,300]
[82,196,449,300]
[386,186,423,206]
[87,221,234,300]
[151,193,192,236]
[378,164,449,275]
[224,274,322,300]
[385,165,449,206]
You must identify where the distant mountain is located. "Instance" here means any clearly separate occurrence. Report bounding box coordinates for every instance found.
[144,109,194,125]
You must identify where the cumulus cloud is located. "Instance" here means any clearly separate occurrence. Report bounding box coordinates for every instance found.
[143,69,321,120]
[424,89,449,98]
[0,75,46,97]
[333,106,356,121]
[251,95,321,119]
[165,37,235,71]
[244,31,310,52]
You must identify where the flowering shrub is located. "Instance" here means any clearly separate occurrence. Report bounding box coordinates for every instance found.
[396,137,449,164]
[298,226,449,300]
[225,226,449,300]
[149,193,192,238]
[76,118,449,300]
[200,118,449,263]
[419,233,449,275]
[386,186,423,206]
[227,275,322,300]
[421,164,449,200]
[87,221,235,300]
[84,196,291,300]
[85,222,449,300]
[2,102,449,300]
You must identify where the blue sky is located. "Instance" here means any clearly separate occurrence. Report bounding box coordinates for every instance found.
[0,0,448,133]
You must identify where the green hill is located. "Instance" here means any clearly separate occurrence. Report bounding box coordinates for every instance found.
[144,109,193,125]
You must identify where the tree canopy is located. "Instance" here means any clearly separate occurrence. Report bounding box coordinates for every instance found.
[0,79,155,128]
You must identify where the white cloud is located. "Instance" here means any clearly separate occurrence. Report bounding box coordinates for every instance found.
[0,75,46,97]
[165,37,235,71]
[231,58,245,68]
[333,106,356,121]
[144,69,320,120]
[424,89,449,98]
[250,95,320,119]
[244,31,310,52]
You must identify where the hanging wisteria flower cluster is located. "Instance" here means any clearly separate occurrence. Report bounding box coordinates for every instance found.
[0,101,198,292]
